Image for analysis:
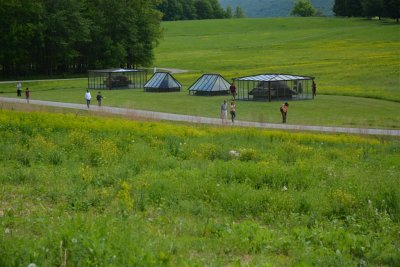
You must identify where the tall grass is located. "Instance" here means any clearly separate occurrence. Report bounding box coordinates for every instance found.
[1,109,399,266]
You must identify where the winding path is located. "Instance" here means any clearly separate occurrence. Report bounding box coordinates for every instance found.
[0,97,399,136]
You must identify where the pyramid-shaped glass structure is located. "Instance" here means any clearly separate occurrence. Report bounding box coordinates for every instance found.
[188,74,230,96]
[144,72,182,92]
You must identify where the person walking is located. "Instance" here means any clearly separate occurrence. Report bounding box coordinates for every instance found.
[96,91,103,106]
[16,82,22,97]
[220,100,227,124]
[280,102,289,123]
[25,88,30,103]
[312,80,317,97]
[229,82,236,100]
[85,90,91,108]
[230,101,236,123]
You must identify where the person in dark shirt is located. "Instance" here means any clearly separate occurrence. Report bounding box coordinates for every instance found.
[96,91,103,106]
[280,102,289,123]
[312,80,317,97]
[229,82,236,100]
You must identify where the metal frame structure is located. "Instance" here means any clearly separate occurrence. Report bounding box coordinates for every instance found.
[233,74,314,101]
[88,68,147,90]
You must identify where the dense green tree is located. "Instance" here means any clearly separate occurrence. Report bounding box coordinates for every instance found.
[38,0,90,74]
[157,0,183,21]
[383,0,400,22]
[291,0,317,16]
[194,0,213,19]
[0,1,42,75]
[181,0,197,20]
[155,0,228,21]
[0,0,162,76]
[347,0,363,16]
[234,6,246,18]
[225,5,233,18]
[129,0,163,68]
[334,0,400,21]
[362,0,384,19]
[333,0,346,16]
[209,0,226,18]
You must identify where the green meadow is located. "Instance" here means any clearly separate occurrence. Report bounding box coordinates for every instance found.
[0,17,399,129]
[154,17,400,101]
[0,110,399,266]
[1,17,400,266]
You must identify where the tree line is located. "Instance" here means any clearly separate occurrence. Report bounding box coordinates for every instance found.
[155,0,245,20]
[291,0,399,21]
[333,0,400,21]
[0,0,162,77]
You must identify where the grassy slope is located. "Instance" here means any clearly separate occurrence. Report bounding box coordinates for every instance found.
[154,17,400,101]
[0,110,399,266]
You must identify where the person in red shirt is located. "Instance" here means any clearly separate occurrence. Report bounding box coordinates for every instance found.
[280,102,289,123]
[229,82,236,100]
[25,88,30,103]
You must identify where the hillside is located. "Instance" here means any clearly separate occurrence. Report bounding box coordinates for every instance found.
[219,0,334,17]
[154,18,400,102]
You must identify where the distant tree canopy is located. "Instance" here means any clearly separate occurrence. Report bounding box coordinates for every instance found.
[334,0,400,21]
[234,6,246,18]
[291,0,317,17]
[155,0,245,20]
[0,0,163,77]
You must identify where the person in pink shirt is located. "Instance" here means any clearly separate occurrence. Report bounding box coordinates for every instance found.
[230,101,236,123]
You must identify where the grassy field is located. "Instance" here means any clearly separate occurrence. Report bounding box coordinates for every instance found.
[0,17,399,129]
[154,17,400,102]
[1,79,400,129]
[1,17,399,267]
[0,109,399,266]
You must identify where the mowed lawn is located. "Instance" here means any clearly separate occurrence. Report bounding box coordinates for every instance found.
[1,80,399,129]
[0,17,399,129]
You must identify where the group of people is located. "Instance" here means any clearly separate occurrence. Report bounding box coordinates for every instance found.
[85,90,103,108]
[17,79,317,123]
[220,99,236,124]
[219,82,237,124]
[16,82,30,103]
[222,81,291,124]
[17,82,103,107]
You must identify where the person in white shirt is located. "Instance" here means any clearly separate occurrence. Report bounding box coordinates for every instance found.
[85,90,91,108]
[16,82,22,97]
[220,100,227,124]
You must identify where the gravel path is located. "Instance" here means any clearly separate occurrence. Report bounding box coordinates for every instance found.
[1,97,399,136]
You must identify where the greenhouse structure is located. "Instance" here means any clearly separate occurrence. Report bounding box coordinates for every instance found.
[144,72,182,92]
[88,68,147,90]
[188,74,231,96]
[233,74,315,101]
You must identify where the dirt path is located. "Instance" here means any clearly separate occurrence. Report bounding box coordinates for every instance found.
[1,97,399,136]
[153,68,190,74]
